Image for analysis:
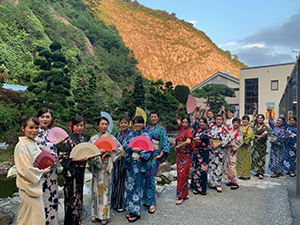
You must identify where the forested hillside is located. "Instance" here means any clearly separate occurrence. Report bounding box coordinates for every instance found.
[83,0,247,88]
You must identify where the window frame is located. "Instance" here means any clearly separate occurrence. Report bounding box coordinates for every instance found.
[271,80,279,91]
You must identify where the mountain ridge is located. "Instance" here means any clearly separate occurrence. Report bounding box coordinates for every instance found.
[83,0,247,88]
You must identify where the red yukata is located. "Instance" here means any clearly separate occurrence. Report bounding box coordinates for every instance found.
[175,123,195,199]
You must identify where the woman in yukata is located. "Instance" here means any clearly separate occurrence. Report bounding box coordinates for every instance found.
[112,117,132,212]
[236,115,254,180]
[208,114,231,193]
[282,107,297,177]
[223,117,244,190]
[59,116,88,225]
[123,116,154,223]
[15,116,51,225]
[251,103,269,179]
[89,117,122,225]
[175,103,195,205]
[191,115,211,195]
[35,108,61,225]
[268,108,286,178]
[144,110,170,213]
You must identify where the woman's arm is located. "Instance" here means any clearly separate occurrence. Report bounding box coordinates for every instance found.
[235,106,240,118]
[192,107,200,125]
[175,138,191,150]
[176,103,183,125]
[253,103,258,121]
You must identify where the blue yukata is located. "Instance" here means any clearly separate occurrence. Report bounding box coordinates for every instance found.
[143,124,170,206]
[283,123,297,174]
[111,129,132,210]
[35,127,59,225]
[269,118,286,174]
[123,131,154,215]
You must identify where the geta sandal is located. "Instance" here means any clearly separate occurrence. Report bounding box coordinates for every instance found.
[231,184,239,190]
[128,214,141,223]
[148,205,156,214]
[290,174,296,177]
[216,187,222,193]
[270,173,280,178]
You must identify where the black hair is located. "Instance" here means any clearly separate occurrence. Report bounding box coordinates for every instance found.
[149,110,159,118]
[97,116,109,126]
[133,115,144,124]
[278,117,285,123]
[242,115,250,121]
[215,114,224,121]
[37,108,53,118]
[22,116,39,129]
[228,109,234,114]
[119,116,130,123]
[257,114,265,120]
[232,117,241,124]
[181,116,191,123]
[289,116,297,122]
[71,116,85,131]
[207,110,214,114]
[199,116,208,124]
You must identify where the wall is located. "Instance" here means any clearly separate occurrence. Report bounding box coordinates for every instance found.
[239,63,294,118]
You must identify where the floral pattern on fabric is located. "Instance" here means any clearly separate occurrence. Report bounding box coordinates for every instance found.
[283,123,297,174]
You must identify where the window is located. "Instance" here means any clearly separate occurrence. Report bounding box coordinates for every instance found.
[233,88,239,91]
[271,80,278,91]
[245,78,258,114]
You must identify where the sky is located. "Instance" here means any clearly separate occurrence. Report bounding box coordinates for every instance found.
[136,0,300,67]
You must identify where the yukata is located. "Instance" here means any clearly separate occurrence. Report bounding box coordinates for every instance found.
[89,132,122,221]
[144,124,170,206]
[208,124,231,187]
[251,122,269,175]
[123,131,154,215]
[59,133,87,225]
[111,129,132,210]
[269,118,286,174]
[35,127,58,225]
[283,123,297,174]
[236,125,254,179]
[14,137,45,225]
[223,128,244,184]
[175,123,195,199]
[190,127,211,193]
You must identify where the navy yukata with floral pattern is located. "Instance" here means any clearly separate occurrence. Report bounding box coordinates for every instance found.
[283,122,297,174]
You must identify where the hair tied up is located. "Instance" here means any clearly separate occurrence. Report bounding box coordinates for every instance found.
[49,119,55,129]
[68,123,72,130]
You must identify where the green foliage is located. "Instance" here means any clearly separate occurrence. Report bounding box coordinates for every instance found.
[192,84,235,113]
[174,85,190,104]
[0,101,21,133]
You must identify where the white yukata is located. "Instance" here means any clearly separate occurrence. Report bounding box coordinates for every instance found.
[89,132,122,221]
[14,137,45,225]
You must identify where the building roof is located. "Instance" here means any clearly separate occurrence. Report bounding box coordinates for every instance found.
[2,84,27,91]
[240,62,295,70]
[192,71,239,91]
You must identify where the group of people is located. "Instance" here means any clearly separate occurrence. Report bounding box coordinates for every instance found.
[13,102,297,225]
[14,108,170,225]
[174,103,297,205]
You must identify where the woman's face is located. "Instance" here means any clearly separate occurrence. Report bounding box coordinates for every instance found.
[181,118,189,129]
[276,118,284,127]
[73,121,84,136]
[150,114,159,125]
[199,119,206,129]
[22,120,39,140]
[119,119,129,132]
[289,118,296,126]
[134,122,144,132]
[38,112,51,130]
[195,111,201,119]
[215,117,223,126]
[227,111,234,119]
[257,115,264,124]
[98,120,108,134]
[242,119,249,126]
[208,111,214,119]
[232,121,240,130]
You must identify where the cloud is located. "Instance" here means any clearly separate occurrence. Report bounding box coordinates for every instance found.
[236,46,295,67]
[241,44,265,49]
[219,42,237,47]
[239,13,300,49]
[188,20,197,25]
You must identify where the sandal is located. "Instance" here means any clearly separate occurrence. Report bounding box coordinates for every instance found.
[200,191,207,195]
[259,174,264,179]
[193,190,199,195]
[216,187,222,193]
[101,220,108,225]
[226,182,233,186]
[231,184,239,190]
[91,217,98,222]
[148,205,156,214]
[117,208,125,212]
[176,198,188,205]
[290,174,296,177]
[126,213,133,219]
[239,177,250,180]
[128,214,141,223]
[270,173,280,178]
